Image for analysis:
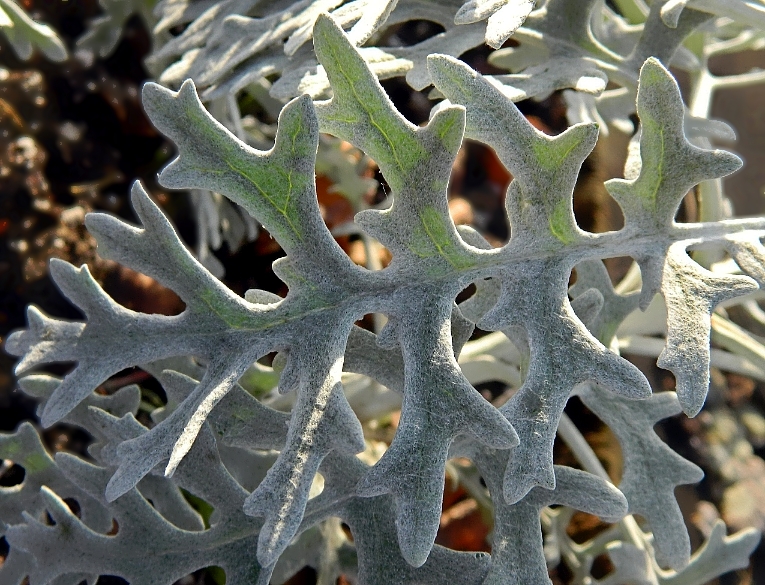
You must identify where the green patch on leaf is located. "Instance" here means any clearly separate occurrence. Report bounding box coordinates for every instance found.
[549,199,577,244]
[409,206,475,271]
[532,135,579,172]
[313,14,427,192]
[199,288,258,329]
[147,83,326,255]
[23,452,51,473]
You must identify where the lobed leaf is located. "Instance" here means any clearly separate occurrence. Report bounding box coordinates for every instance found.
[605,59,741,235]
[6,6,765,582]
[471,445,628,585]
[0,0,67,61]
[454,0,535,48]
[580,386,704,569]
[658,245,757,416]
[312,15,520,564]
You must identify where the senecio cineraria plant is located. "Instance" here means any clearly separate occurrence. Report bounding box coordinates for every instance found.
[5,0,765,583]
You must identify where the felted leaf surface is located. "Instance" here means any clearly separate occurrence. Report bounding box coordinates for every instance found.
[144,81,373,566]
[0,422,111,535]
[149,0,619,107]
[570,259,640,345]
[388,23,486,91]
[8,9,765,582]
[153,0,413,99]
[149,0,260,63]
[580,385,704,569]
[0,546,42,585]
[604,58,757,415]
[268,46,412,102]
[489,0,709,128]
[146,0,723,153]
[657,520,760,583]
[569,258,720,570]
[665,0,765,30]
[152,0,219,36]
[624,2,711,75]
[9,20,498,568]
[430,52,651,503]
[658,245,757,416]
[469,445,627,585]
[17,374,205,533]
[165,1,338,89]
[6,434,273,585]
[492,58,608,102]
[605,58,742,236]
[17,375,140,455]
[302,452,493,585]
[454,0,535,48]
[313,14,517,565]
[601,519,760,584]
[6,122,362,566]
[5,379,363,585]
[18,366,319,584]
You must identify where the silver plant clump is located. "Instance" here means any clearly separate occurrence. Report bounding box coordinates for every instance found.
[4,1,765,583]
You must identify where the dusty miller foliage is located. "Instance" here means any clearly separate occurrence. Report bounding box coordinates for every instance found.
[0,0,66,62]
[4,0,765,583]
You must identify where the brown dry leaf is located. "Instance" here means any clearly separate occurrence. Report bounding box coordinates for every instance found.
[436,496,490,553]
[448,196,474,226]
[725,373,756,406]
[103,265,185,316]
